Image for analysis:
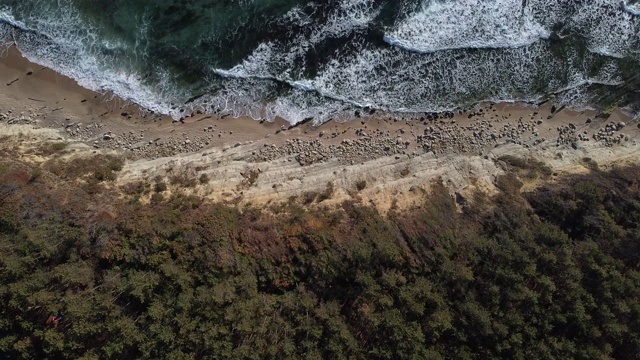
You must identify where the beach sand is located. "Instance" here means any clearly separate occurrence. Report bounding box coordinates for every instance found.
[1,44,638,212]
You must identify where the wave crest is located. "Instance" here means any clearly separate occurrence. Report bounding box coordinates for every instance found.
[622,0,640,15]
[0,0,638,126]
[384,0,551,53]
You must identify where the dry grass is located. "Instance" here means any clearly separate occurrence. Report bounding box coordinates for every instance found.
[44,154,125,182]
[497,155,552,180]
[317,181,335,203]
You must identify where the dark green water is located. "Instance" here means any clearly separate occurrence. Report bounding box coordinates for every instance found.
[0,0,639,124]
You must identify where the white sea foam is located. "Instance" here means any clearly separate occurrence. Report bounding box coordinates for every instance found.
[211,0,383,124]
[310,43,548,113]
[210,0,638,125]
[384,0,551,53]
[0,2,188,118]
[0,9,21,53]
[0,7,28,32]
[309,0,379,44]
[1,0,638,126]
[564,0,640,58]
[277,6,314,27]
[385,0,640,58]
[622,0,640,15]
[0,26,12,54]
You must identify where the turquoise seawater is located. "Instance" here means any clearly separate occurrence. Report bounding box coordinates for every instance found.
[0,0,638,124]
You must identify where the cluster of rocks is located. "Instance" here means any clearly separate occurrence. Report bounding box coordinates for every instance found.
[495,118,545,147]
[98,131,219,158]
[329,137,411,164]
[250,112,566,167]
[2,102,636,165]
[592,122,629,147]
[556,123,578,146]
[95,130,147,150]
[250,136,411,166]
[88,109,635,163]
[0,109,38,125]
[64,121,108,138]
[416,117,548,155]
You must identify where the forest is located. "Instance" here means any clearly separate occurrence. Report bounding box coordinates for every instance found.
[1,148,640,359]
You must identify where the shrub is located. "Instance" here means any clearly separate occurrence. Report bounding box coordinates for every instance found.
[495,173,523,194]
[154,181,168,193]
[170,174,197,188]
[498,155,528,169]
[582,157,600,171]
[52,142,68,151]
[27,168,42,184]
[317,181,335,202]
[150,192,164,204]
[45,154,124,182]
[497,155,552,180]
[36,142,68,156]
[122,181,147,196]
[302,191,318,205]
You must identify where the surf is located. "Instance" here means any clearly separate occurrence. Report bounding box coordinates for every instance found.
[0,0,637,125]
[383,0,551,53]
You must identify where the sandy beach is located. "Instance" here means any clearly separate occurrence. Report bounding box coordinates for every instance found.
[1,44,639,212]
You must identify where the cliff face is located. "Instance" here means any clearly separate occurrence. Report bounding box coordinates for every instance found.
[1,125,640,359]
[2,44,639,213]
[3,114,640,215]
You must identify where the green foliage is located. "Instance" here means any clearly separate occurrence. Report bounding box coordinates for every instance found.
[1,155,640,359]
[497,155,552,180]
[495,172,524,194]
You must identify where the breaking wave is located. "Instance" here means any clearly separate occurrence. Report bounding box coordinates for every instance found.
[0,0,638,125]
[622,0,640,15]
[383,0,551,53]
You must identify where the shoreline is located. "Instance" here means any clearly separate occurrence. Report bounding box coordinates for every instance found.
[3,42,635,131]
[2,44,639,212]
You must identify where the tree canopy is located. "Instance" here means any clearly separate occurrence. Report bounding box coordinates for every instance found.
[1,155,639,359]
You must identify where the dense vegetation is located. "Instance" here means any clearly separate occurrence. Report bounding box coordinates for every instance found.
[1,150,640,359]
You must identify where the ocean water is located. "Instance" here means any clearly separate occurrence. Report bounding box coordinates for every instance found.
[0,0,638,125]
